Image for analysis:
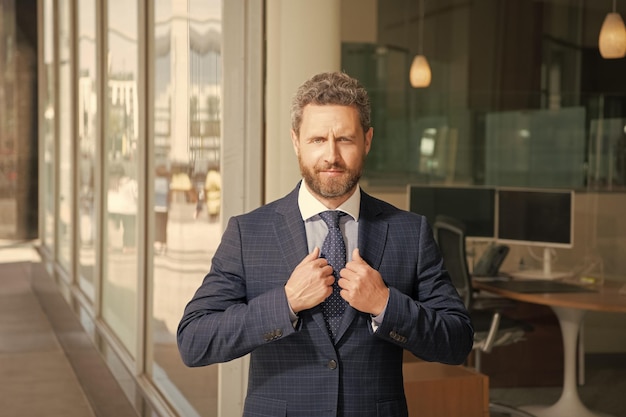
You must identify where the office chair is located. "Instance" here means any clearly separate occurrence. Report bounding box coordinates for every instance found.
[433,215,535,417]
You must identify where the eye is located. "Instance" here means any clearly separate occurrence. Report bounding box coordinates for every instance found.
[311,137,325,144]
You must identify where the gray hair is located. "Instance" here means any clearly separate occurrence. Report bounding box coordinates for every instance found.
[290,72,371,136]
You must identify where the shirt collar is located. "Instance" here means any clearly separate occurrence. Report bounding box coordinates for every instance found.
[298,181,360,222]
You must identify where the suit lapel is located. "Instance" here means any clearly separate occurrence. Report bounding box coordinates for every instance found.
[273,184,331,339]
[334,191,388,344]
[357,192,387,271]
[273,197,308,274]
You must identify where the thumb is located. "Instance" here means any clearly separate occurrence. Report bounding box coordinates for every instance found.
[352,248,362,261]
[309,247,321,259]
[299,247,321,266]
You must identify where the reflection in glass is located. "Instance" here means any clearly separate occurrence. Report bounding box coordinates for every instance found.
[57,0,73,270]
[103,0,139,356]
[77,0,97,300]
[149,1,221,415]
[42,0,55,250]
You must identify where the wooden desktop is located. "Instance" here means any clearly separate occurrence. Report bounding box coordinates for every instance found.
[473,278,626,417]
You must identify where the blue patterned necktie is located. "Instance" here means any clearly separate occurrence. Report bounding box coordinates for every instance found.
[319,210,347,340]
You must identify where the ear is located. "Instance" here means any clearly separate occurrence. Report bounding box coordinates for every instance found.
[290,129,300,156]
[364,127,373,155]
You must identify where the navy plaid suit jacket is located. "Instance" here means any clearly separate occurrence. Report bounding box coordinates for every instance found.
[178,183,473,417]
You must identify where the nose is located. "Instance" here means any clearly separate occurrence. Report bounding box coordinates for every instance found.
[325,138,339,163]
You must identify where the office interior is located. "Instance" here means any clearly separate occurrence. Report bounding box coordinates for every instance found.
[1,0,625,416]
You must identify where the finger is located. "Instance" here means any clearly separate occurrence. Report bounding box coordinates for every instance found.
[309,247,320,259]
[325,275,336,286]
[299,247,320,264]
[320,264,334,277]
[339,267,355,280]
[337,277,349,290]
[347,248,367,270]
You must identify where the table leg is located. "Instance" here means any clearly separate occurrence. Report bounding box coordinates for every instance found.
[520,306,612,417]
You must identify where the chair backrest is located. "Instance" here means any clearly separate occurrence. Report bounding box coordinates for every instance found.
[433,215,473,309]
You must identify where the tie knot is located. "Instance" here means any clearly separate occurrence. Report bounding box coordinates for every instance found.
[319,210,344,229]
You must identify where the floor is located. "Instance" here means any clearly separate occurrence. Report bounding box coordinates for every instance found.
[0,244,139,417]
[0,242,625,417]
[489,352,626,416]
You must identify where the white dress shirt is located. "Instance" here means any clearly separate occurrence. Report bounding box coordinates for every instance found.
[288,182,387,330]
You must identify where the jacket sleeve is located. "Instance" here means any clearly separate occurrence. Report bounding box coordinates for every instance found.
[177,216,296,367]
[374,216,474,365]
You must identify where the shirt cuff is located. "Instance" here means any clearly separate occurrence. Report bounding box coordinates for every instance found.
[370,290,390,332]
[288,304,299,328]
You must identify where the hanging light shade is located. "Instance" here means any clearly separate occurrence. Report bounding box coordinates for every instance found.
[410,0,431,88]
[410,54,432,88]
[598,2,626,59]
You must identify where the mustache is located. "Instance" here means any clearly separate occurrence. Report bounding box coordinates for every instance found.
[317,162,346,171]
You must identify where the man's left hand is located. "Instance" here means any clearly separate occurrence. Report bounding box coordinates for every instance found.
[339,248,389,316]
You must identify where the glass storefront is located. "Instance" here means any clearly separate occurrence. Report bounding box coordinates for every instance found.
[102,0,140,356]
[37,0,236,415]
[41,0,55,251]
[148,0,221,415]
[56,0,72,271]
[77,0,97,300]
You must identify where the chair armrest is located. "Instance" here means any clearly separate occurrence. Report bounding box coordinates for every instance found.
[481,312,501,353]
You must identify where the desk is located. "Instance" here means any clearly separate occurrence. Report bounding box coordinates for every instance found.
[473,279,626,417]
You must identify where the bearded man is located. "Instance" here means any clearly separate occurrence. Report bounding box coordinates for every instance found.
[177,71,473,417]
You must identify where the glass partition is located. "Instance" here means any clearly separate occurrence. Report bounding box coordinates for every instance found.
[485,107,586,188]
[342,1,626,193]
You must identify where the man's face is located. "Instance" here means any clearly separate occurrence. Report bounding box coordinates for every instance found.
[291,104,373,207]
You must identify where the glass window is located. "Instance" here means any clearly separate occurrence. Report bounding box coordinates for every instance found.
[148,0,221,415]
[103,0,139,355]
[77,0,98,300]
[57,0,73,270]
[0,0,17,237]
[42,0,55,250]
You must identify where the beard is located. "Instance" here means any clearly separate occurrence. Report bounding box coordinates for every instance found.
[299,157,364,200]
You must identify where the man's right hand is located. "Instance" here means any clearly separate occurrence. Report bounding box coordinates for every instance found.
[284,247,335,313]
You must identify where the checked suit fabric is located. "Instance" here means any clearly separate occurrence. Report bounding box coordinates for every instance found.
[319,210,347,340]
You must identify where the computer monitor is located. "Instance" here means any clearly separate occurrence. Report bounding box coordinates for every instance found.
[408,185,496,239]
[496,188,574,280]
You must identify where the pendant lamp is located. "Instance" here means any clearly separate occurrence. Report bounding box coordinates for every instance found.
[599,0,626,59]
[410,0,431,87]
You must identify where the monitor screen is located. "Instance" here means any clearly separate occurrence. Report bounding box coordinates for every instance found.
[496,188,573,248]
[408,185,496,238]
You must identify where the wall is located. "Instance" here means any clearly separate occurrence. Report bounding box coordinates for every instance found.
[265,0,342,203]
[340,0,378,43]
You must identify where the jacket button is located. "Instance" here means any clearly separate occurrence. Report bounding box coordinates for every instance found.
[327,360,337,369]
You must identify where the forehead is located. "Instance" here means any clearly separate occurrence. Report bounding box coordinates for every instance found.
[300,104,362,133]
